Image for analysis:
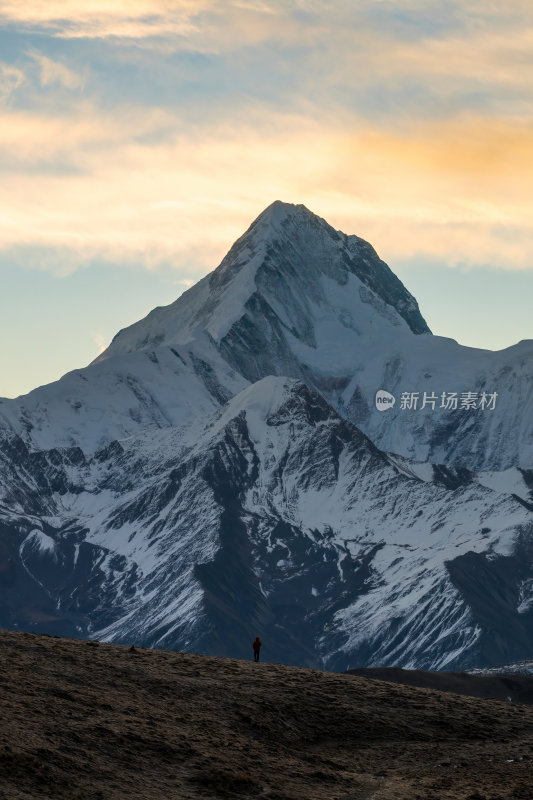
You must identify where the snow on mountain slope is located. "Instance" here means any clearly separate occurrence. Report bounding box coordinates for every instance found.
[2,378,532,670]
[385,457,533,506]
[469,660,533,676]
[475,467,533,505]
[1,201,531,470]
[0,332,247,452]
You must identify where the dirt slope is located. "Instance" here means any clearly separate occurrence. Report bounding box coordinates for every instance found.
[0,629,532,800]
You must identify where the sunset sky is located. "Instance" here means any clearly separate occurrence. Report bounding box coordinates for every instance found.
[1,0,532,398]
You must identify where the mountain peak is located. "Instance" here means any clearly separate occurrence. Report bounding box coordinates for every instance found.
[250,200,317,230]
[255,198,306,220]
[243,200,332,247]
[207,200,431,341]
[95,202,431,367]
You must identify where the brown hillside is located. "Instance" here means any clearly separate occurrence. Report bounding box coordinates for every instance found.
[0,629,532,799]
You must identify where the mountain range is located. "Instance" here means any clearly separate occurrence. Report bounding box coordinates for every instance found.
[1,200,532,670]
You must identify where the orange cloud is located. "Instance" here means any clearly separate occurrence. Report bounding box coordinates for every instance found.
[0,0,531,273]
[0,102,531,275]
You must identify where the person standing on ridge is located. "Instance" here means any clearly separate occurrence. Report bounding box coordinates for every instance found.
[253,637,261,662]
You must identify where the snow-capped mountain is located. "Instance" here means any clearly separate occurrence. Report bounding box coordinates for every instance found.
[0,201,532,670]
[2,201,532,470]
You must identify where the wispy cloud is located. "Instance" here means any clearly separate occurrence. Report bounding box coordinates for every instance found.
[92,332,107,355]
[0,1,206,40]
[28,51,86,89]
[0,62,24,103]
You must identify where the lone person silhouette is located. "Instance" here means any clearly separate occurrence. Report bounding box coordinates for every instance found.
[253,636,262,662]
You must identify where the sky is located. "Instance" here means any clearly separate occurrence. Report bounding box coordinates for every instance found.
[1,0,532,398]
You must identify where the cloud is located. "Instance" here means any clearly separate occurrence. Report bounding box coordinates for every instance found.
[1,1,532,106]
[0,99,531,274]
[28,51,86,89]
[0,62,24,103]
[372,27,533,90]
[0,0,530,71]
[0,1,207,40]
[92,332,108,355]
[0,1,531,275]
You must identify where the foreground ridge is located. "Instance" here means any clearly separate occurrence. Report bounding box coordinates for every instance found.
[0,629,532,800]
